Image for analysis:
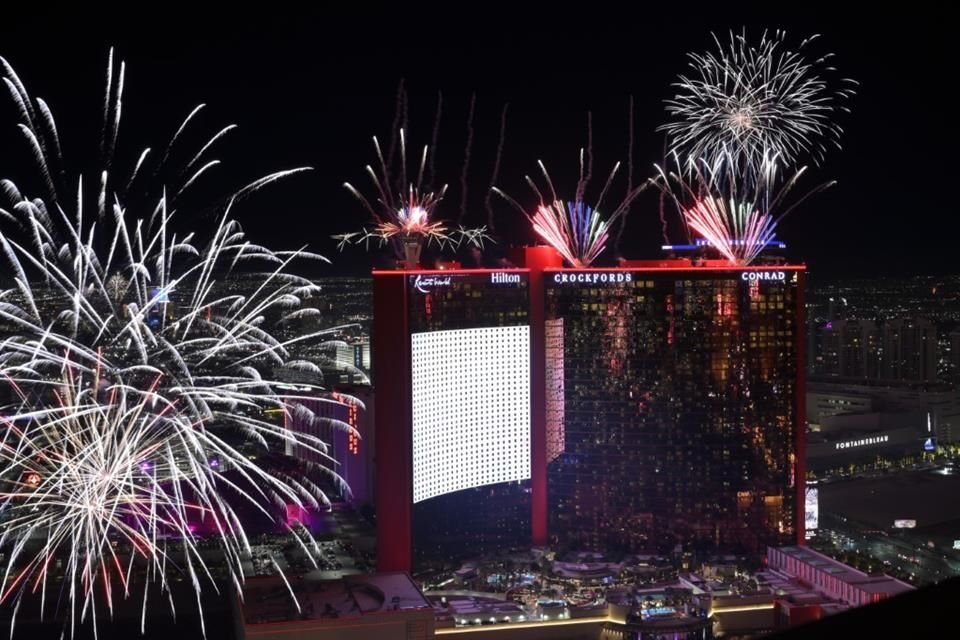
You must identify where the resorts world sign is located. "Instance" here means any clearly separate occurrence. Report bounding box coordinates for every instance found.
[412,272,524,294]
[412,275,452,294]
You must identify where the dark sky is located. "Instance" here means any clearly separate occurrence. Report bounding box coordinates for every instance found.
[0,4,952,278]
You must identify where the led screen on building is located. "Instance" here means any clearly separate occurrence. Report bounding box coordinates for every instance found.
[411,326,531,503]
[805,487,819,534]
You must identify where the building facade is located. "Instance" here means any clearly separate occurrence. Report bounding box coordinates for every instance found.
[374,269,535,572]
[374,259,806,571]
[544,265,806,555]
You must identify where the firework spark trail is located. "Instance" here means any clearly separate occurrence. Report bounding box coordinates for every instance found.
[658,186,670,248]
[494,157,649,268]
[427,90,442,185]
[614,97,635,255]
[0,50,367,638]
[401,84,409,140]
[339,129,489,253]
[681,196,777,265]
[655,136,838,265]
[581,112,594,200]
[484,104,508,232]
[386,79,406,171]
[458,93,476,223]
[660,29,855,185]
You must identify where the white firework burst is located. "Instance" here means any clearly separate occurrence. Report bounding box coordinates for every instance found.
[0,364,333,637]
[0,49,364,636]
[660,29,856,180]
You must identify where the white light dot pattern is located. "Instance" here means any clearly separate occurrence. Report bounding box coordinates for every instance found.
[411,326,531,504]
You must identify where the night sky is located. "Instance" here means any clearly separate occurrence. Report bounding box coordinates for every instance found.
[0,5,951,278]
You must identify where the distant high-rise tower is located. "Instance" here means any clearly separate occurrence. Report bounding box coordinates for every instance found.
[881,318,937,383]
[949,330,960,383]
[831,319,882,379]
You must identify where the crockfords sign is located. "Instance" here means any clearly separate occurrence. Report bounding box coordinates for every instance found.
[552,272,633,285]
[741,271,786,281]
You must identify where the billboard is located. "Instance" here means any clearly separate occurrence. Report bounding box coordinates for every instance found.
[411,326,531,503]
[893,519,917,529]
[805,486,819,534]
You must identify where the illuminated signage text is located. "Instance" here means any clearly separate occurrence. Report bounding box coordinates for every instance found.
[552,272,633,285]
[491,272,521,284]
[413,274,452,294]
[741,271,786,281]
[835,434,889,450]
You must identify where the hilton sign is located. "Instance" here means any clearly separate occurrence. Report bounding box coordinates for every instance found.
[491,272,522,284]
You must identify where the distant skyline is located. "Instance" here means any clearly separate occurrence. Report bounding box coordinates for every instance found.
[0,5,951,277]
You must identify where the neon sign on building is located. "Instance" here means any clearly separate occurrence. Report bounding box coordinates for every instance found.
[552,272,633,285]
[741,271,786,281]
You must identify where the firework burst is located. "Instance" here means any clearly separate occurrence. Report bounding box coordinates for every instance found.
[494,151,648,267]
[0,50,362,636]
[337,129,490,259]
[660,29,856,180]
[656,30,853,265]
[0,363,334,637]
[655,154,830,266]
[678,196,777,265]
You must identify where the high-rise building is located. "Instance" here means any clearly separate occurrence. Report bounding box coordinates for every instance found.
[333,384,375,506]
[818,321,842,377]
[819,319,882,379]
[353,338,371,373]
[881,318,937,383]
[543,264,805,555]
[284,389,370,505]
[373,256,806,571]
[373,268,537,572]
[949,330,960,383]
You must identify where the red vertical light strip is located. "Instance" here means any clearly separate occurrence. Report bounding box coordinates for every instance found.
[518,246,563,546]
[373,272,413,572]
[333,391,360,456]
[348,402,359,455]
[795,267,807,545]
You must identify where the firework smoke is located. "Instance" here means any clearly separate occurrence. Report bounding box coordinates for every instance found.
[458,93,476,223]
[427,90,443,185]
[484,104,509,232]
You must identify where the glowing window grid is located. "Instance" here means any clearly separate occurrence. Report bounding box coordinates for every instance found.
[411,326,531,504]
